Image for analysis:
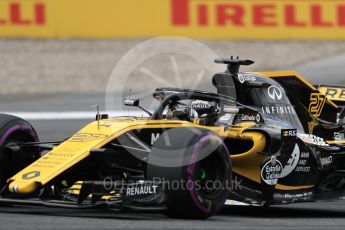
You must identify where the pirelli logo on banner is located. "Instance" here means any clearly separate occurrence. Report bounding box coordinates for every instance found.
[171,0,345,28]
[0,1,45,26]
[1,0,345,39]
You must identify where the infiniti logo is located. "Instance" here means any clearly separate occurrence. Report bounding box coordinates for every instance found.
[268,86,283,101]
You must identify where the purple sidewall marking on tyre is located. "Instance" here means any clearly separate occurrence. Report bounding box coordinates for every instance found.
[186,134,231,214]
[0,124,38,146]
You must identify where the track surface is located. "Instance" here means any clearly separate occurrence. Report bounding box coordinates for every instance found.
[1,55,345,229]
[1,202,345,230]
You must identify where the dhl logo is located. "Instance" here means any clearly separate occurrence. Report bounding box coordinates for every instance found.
[309,93,326,117]
[319,86,345,102]
[171,0,345,28]
[0,1,45,26]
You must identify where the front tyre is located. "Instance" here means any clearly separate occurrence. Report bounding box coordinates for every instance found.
[0,114,40,190]
[146,128,232,219]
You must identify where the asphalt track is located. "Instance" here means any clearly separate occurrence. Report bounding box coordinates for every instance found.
[1,55,345,229]
[1,202,345,230]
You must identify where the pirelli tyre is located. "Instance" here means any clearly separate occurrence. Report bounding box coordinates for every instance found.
[0,114,40,190]
[146,128,232,219]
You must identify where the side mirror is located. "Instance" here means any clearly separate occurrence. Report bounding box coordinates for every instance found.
[124,98,140,107]
[124,98,152,116]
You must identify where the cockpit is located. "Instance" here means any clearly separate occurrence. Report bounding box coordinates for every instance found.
[148,71,305,131]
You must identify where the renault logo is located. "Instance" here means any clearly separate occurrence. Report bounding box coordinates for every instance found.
[268,86,283,101]
[22,171,40,180]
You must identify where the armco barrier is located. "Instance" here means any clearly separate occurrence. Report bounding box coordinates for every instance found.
[0,0,344,39]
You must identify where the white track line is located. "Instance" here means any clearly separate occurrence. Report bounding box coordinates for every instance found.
[4,111,149,120]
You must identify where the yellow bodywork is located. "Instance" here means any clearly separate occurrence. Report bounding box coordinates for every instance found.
[9,119,195,193]
[9,118,267,194]
[10,71,326,194]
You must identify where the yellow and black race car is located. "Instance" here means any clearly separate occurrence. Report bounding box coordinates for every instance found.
[0,58,345,219]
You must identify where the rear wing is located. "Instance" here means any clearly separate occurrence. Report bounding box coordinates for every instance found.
[318,86,345,125]
[318,85,345,108]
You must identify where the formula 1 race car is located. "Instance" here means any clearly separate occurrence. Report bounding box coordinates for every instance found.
[1,58,345,219]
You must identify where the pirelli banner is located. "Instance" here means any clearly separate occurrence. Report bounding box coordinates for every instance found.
[1,0,345,39]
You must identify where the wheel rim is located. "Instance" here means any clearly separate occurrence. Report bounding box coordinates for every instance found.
[195,151,227,200]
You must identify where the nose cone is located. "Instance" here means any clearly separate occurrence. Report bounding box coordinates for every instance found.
[9,181,39,194]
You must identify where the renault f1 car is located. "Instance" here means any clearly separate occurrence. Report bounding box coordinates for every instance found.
[1,58,345,219]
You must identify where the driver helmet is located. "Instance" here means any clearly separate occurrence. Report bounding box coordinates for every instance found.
[189,100,218,125]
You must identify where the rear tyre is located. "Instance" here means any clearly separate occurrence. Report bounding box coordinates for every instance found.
[146,128,231,219]
[0,114,40,190]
